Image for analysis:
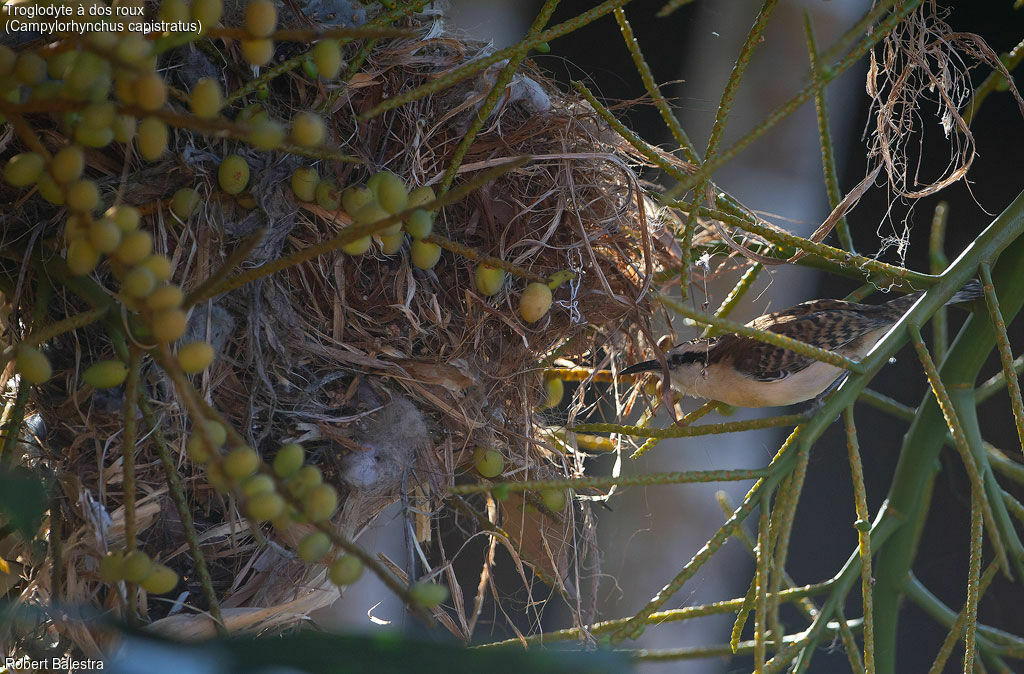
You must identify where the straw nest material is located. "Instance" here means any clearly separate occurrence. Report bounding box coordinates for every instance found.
[0,7,695,651]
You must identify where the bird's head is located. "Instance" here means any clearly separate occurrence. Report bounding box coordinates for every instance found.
[621,339,712,394]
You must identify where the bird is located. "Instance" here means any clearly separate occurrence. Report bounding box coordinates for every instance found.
[621,281,982,408]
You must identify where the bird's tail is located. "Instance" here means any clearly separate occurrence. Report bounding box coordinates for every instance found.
[883,279,982,316]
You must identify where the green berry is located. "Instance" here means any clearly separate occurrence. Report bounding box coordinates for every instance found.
[218,154,250,194]
[242,39,274,66]
[189,77,222,118]
[147,284,184,310]
[540,488,567,513]
[151,308,188,342]
[290,112,325,147]
[354,203,400,235]
[14,52,45,85]
[315,179,341,210]
[371,171,408,214]
[341,236,372,256]
[74,124,115,149]
[378,233,403,255]
[409,581,448,608]
[247,117,284,150]
[328,555,363,586]
[273,443,305,478]
[287,465,322,498]
[121,550,154,583]
[519,282,552,323]
[298,532,331,562]
[98,550,125,583]
[473,448,504,478]
[407,185,435,209]
[247,491,285,521]
[4,152,44,187]
[404,209,433,239]
[410,240,441,270]
[192,0,223,28]
[112,115,137,143]
[224,446,260,480]
[16,345,52,384]
[66,239,100,275]
[177,341,214,374]
[139,254,173,282]
[113,230,153,265]
[341,184,374,215]
[241,473,275,497]
[106,205,140,232]
[311,40,342,79]
[171,187,201,220]
[36,172,65,205]
[138,116,168,160]
[66,179,100,213]
[122,266,157,298]
[133,72,167,111]
[245,0,277,37]
[303,483,338,522]
[159,0,189,23]
[50,146,84,184]
[541,377,564,409]
[140,564,178,594]
[474,264,505,296]
[290,167,319,202]
[83,360,128,388]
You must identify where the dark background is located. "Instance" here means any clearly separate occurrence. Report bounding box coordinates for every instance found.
[514,1,1024,672]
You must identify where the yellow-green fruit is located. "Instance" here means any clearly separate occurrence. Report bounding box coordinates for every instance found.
[186,420,227,462]
[122,266,157,298]
[271,510,295,531]
[171,187,200,219]
[36,173,65,205]
[247,117,284,149]
[121,550,154,583]
[113,230,153,265]
[303,483,338,523]
[66,179,99,213]
[541,377,563,409]
[371,171,408,215]
[116,34,151,64]
[151,308,188,343]
[474,264,505,297]
[137,117,168,160]
[311,40,342,79]
[341,184,374,215]
[410,240,442,270]
[540,488,567,513]
[192,0,223,28]
[189,77,222,118]
[247,491,285,521]
[98,550,124,583]
[291,167,319,202]
[133,72,168,111]
[273,443,305,478]
[245,0,277,37]
[352,202,395,232]
[74,124,115,149]
[4,152,44,187]
[236,103,267,125]
[407,185,435,209]
[14,52,45,85]
[140,564,178,594]
[139,254,173,282]
[315,179,341,210]
[16,345,51,385]
[83,360,128,388]
[0,45,14,76]
[287,465,322,497]
[206,461,231,493]
[404,209,432,240]
[147,284,184,310]
[328,555,363,586]
[177,341,214,374]
[218,154,249,194]
[81,101,115,128]
[160,0,189,22]
[378,233,403,255]
[473,448,504,478]
[410,581,448,608]
[519,282,552,323]
[106,205,140,232]
[51,146,84,184]
[89,31,117,51]
[112,115,137,143]
[341,236,372,256]
[114,73,137,105]
[66,239,100,275]
[298,531,331,562]
[290,112,325,147]
[88,218,122,253]
[241,39,274,66]
[241,473,275,497]
[224,446,260,480]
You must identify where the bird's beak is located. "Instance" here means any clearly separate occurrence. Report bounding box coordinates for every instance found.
[621,359,661,376]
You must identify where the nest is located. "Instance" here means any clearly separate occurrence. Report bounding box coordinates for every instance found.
[0,8,692,652]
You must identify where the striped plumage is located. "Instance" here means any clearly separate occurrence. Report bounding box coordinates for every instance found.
[623,281,981,408]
